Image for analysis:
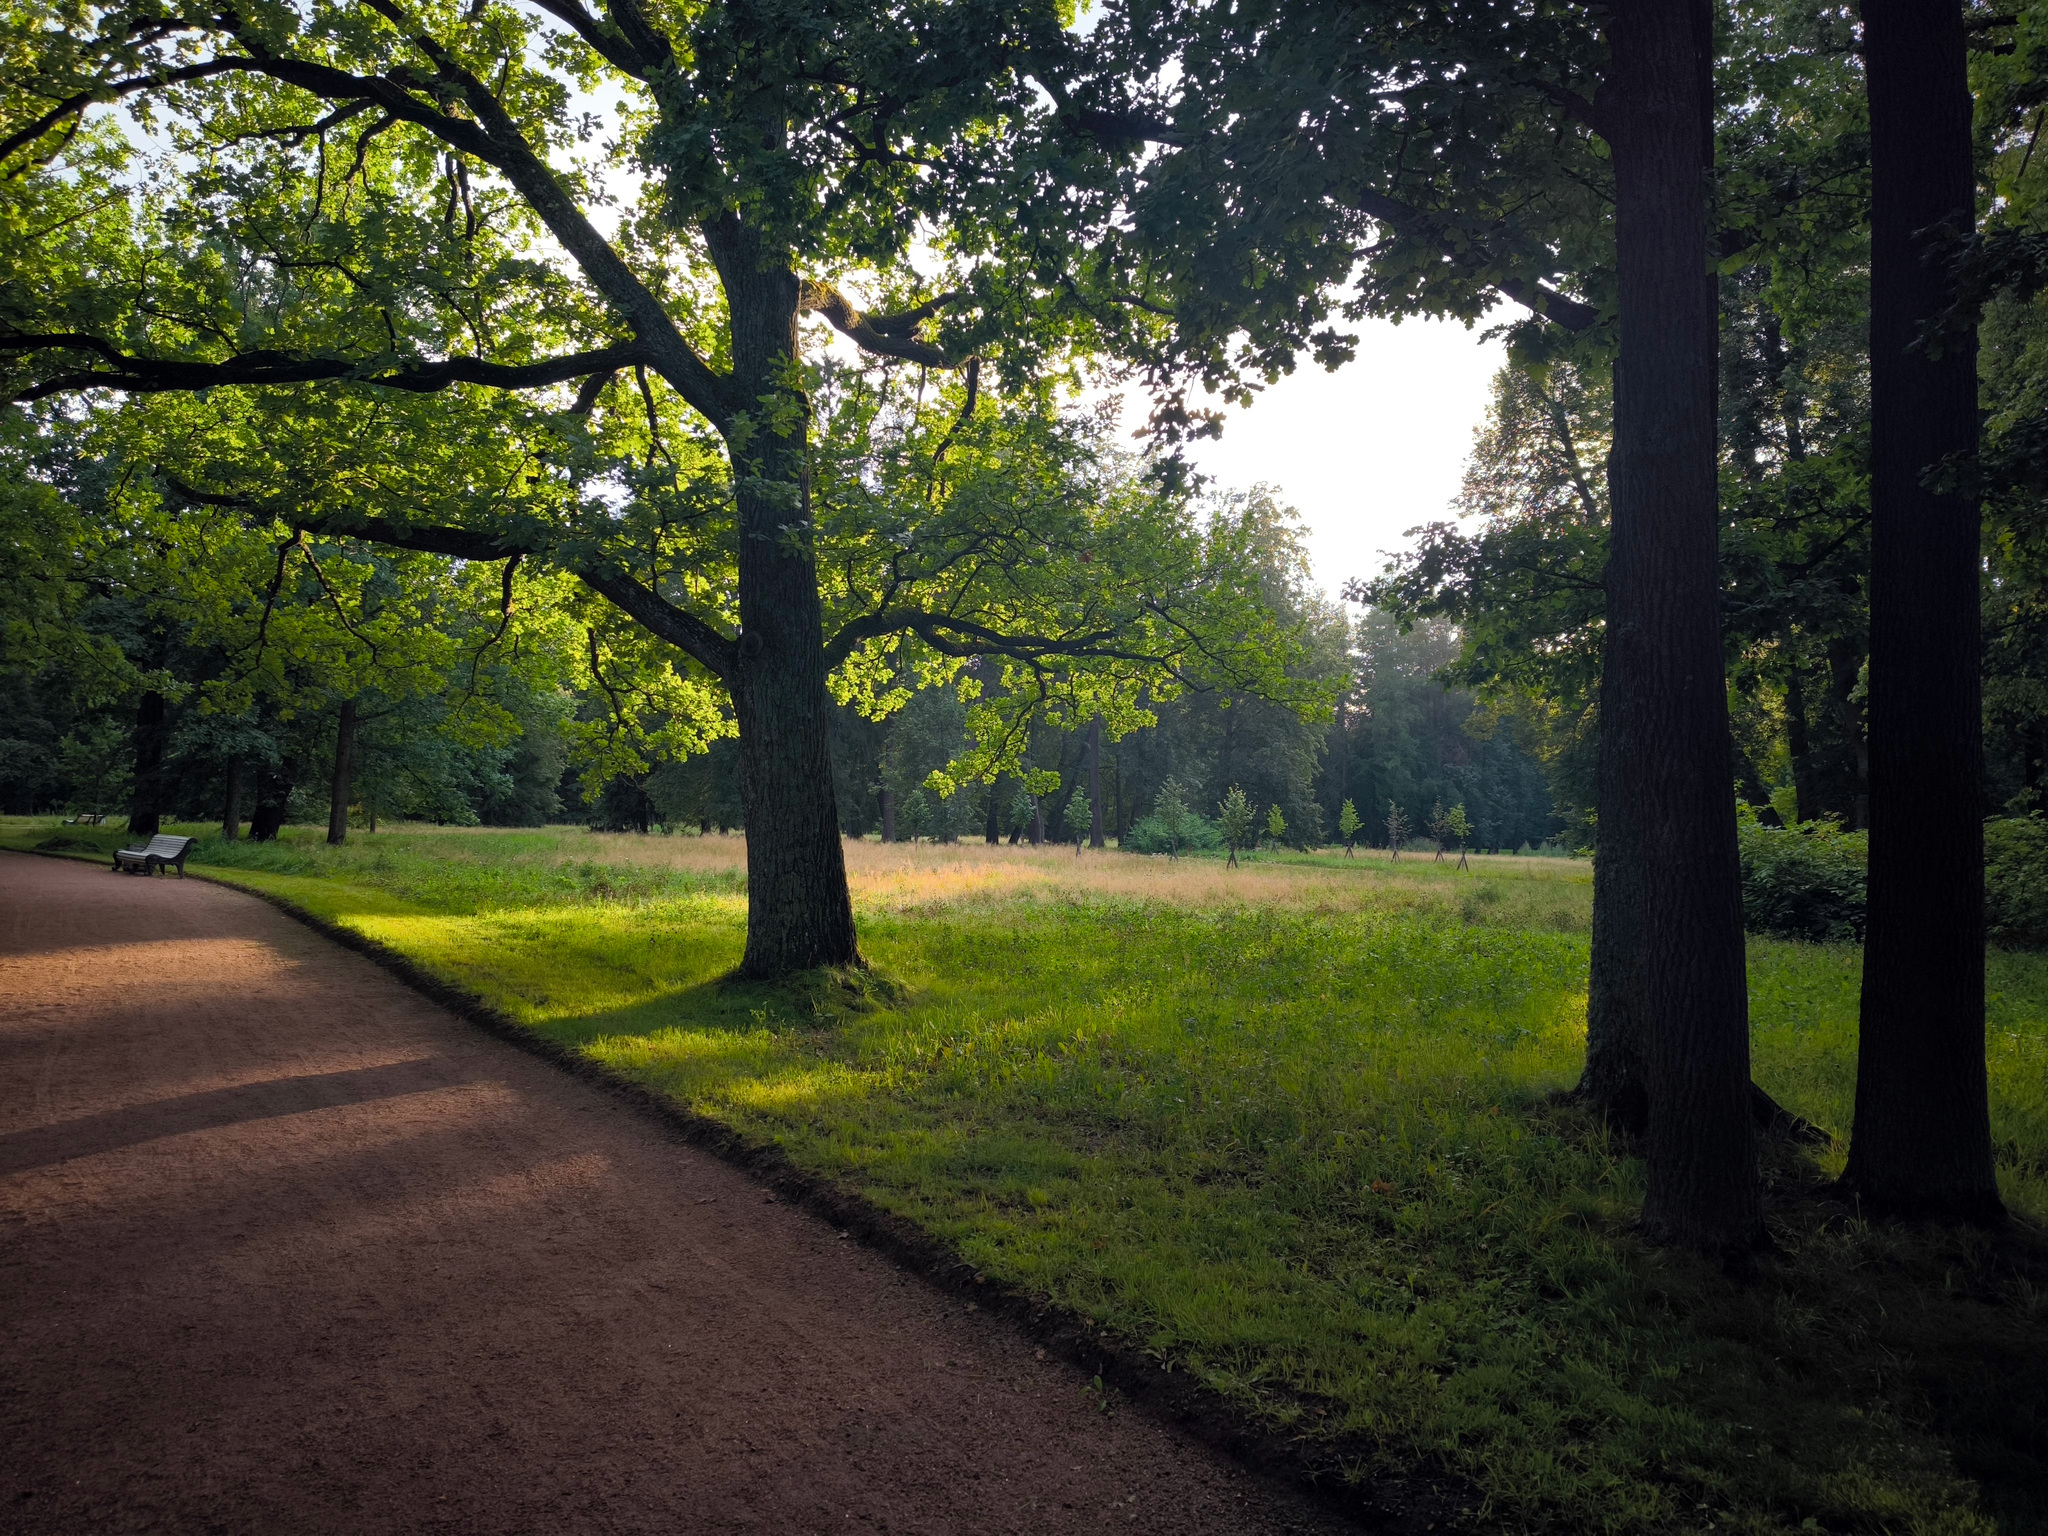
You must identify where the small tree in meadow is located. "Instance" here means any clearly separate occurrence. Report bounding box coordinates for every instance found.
[1447,803,1473,870]
[1010,784,1040,845]
[1338,797,1361,857]
[1155,777,1192,860]
[1428,799,1452,863]
[1385,800,1410,861]
[1266,803,1288,852]
[1061,791,1092,855]
[1217,786,1257,869]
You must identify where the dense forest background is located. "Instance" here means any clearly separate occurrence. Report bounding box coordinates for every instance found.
[0,482,1567,852]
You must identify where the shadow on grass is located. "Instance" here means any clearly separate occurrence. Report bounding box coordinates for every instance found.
[138,843,2048,1535]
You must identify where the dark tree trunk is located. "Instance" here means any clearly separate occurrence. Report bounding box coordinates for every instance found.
[128,690,168,839]
[221,760,242,841]
[1581,621,1651,1136]
[1605,0,1764,1253]
[986,775,1002,844]
[1842,0,2002,1223]
[880,787,896,844]
[1031,800,1045,845]
[327,699,356,845]
[707,215,859,977]
[1088,717,1105,848]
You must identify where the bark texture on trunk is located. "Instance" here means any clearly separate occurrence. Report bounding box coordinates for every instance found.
[128,690,168,839]
[1606,0,1764,1253]
[327,699,356,846]
[221,760,242,841]
[709,215,859,978]
[1843,0,2002,1223]
[1088,717,1105,848]
[1581,622,1651,1135]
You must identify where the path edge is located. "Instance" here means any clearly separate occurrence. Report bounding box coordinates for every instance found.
[11,848,1474,1534]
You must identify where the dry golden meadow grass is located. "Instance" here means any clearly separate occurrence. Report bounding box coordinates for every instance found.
[374,823,1595,924]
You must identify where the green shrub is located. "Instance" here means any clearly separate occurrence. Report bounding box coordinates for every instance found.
[1123,811,1223,854]
[1737,813,1868,943]
[1986,814,2048,949]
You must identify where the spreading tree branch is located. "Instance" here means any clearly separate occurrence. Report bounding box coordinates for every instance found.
[5,335,648,403]
[800,282,961,366]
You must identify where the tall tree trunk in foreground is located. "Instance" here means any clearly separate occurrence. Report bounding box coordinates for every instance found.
[327,698,356,846]
[128,690,167,839]
[1842,0,2003,1222]
[1581,619,1651,1135]
[221,760,242,841]
[1605,0,1764,1253]
[709,217,859,978]
[1089,717,1105,848]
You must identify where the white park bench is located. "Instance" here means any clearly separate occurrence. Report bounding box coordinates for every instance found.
[112,833,194,877]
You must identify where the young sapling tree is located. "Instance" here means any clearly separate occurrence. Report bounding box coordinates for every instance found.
[1428,799,1452,863]
[1265,803,1287,854]
[1447,804,1473,870]
[1217,787,1257,869]
[1385,800,1411,861]
[1338,797,1362,857]
[1062,792,1092,856]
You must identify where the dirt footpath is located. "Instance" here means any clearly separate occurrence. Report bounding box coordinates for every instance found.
[0,854,1344,1536]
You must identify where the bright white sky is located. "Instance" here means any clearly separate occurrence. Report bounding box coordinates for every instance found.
[1162,317,1506,602]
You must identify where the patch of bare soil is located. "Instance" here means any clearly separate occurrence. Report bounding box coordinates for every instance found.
[0,854,1348,1535]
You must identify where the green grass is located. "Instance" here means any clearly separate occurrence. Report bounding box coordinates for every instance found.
[6,817,2045,1534]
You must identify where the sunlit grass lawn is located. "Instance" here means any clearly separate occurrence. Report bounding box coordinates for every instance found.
[6,817,2045,1534]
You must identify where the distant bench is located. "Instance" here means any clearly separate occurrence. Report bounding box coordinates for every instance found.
[112,834,194,877]
[65,812,107,825]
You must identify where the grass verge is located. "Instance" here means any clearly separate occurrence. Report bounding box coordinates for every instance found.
[6,818,2045,1535]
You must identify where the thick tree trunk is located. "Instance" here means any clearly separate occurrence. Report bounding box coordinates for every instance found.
[327,698,356,846]
[1842,0,2002,1223]
[986,775,1002,844]
[709,215,859,978]
[128,690,167,839]
[1089,717,1105,848]
[1581,622,1651,1135]
[221,760,242,841]
[1606,0,1764,1253]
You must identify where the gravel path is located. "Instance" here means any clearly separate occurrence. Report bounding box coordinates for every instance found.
[0,853,1345,1535]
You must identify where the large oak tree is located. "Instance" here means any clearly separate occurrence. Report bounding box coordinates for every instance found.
[1,0,1317,975]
